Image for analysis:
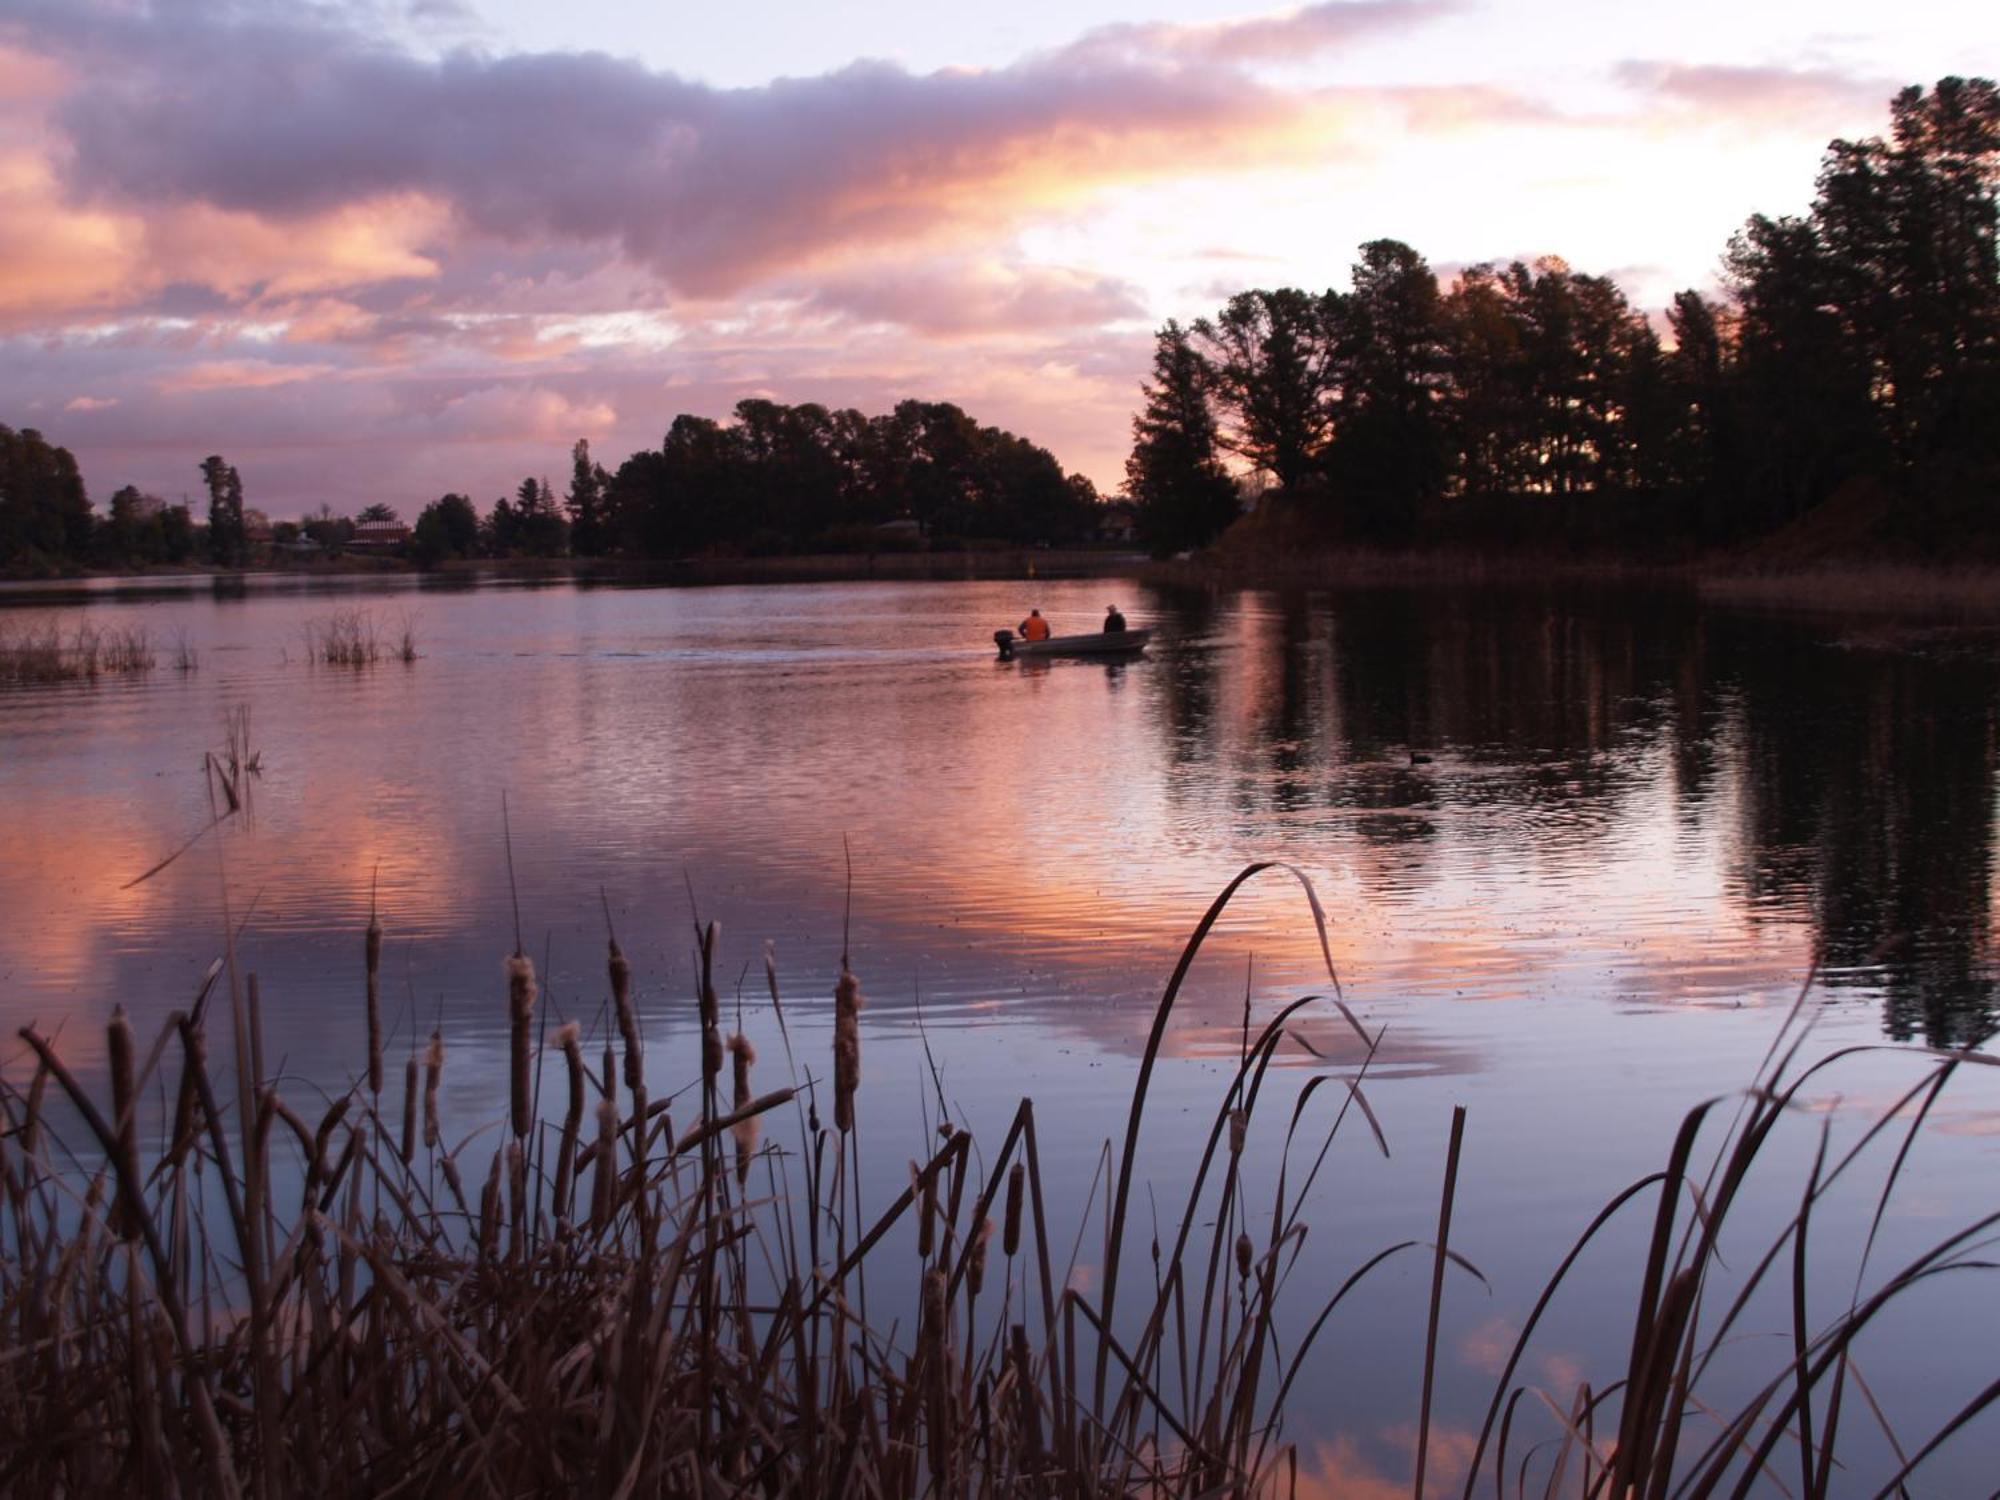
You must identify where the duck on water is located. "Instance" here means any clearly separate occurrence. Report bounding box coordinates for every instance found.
[993,604,1150,660]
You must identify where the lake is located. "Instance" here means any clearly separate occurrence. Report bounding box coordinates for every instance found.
[4,571,1997,1490]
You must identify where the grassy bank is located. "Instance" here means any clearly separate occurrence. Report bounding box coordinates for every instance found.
[3,866,1994,1495]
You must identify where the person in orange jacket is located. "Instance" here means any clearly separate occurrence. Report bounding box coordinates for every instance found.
[1019,608,1051,641]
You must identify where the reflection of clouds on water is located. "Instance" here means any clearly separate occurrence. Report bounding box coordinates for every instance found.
[2,572,1997,1073]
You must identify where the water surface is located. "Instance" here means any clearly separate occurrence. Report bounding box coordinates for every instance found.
[4,573,1997,1490]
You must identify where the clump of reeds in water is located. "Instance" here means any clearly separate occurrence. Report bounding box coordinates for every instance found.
[0,616,155,684]
[3,863,1998,1497]
[301,606,418,668]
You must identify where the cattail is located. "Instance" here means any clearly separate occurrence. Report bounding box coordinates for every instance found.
[440,1151,465,1210]
[728,1033,758,1184]
[833,965,864,1133]
[399,1053,418,1166]
[923,1267,949,1346]
[107,1006,140,1240]
[967,1217,994,1299]
[699,921,721,1032]
[699,922,723,1092]
[1228,1107,1247,1156]
[552,1021,584,1218]
[601,1039,616,1102]
[478,1150,502,1259]
[591,1098,618,1228]
[1003,1162,1025,1258]
[422,1031,443,1149]
[506,953,536,1140]
[1235,1230,1253,1281]
[365,911,383,1095]
[506,1140,526,1258]
[913,1160,937,1258]
[610,936,642,1095]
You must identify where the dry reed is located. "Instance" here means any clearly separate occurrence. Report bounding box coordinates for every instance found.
[1,864,1995,1498]
[0,616,156,684]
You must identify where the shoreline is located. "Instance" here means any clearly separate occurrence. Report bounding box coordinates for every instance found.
[0,547,1151,597]
[1145,546,2000,623]
[8,547,1998,624]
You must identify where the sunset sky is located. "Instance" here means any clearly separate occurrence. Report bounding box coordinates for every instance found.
[1,0,1992,515]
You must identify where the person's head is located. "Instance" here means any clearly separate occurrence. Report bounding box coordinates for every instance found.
[1106,604,1118,614]
[1030,608,1041,617]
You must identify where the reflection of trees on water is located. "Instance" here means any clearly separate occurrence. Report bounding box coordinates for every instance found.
[1139,582,1999,1045]
[1724,622,1999,1047]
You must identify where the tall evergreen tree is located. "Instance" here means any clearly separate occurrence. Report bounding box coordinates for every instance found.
[1326,239,1449,535]
[200,455,246,567]
[565,439,613,556]
[1126,321,1238,555]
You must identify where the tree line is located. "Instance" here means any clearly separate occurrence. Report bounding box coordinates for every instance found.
[1128,77,2000,556]
[3,396,1102,574]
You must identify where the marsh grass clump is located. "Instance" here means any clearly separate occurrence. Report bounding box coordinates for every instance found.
[2,863,1996,1497]
[302,606,382,667]
[0,616,155,684]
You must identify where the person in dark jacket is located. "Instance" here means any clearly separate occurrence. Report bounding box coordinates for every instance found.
[1103,604,1127,633]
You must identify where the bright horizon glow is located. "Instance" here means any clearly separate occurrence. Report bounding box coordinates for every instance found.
[0,0,1994,514]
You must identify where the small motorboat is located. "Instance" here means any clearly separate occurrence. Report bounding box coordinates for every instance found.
[993,626,1150,660]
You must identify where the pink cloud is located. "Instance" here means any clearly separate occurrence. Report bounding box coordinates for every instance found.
[417,384,618,443]
[159,360,337,393]
[1614,61,1893,132]
[1066,0,1460,66]
[9,0,1511,305]
[795,260,1147,337]
[62,394,118,411]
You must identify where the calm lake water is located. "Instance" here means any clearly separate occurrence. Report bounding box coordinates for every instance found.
[4,572,1998,1490]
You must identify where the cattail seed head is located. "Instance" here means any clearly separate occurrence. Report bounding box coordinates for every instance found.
[833,966,864,1133]
[399,1053,418,1166]
[968,1218,994,1298]
[702,1026,723,1085]
[914,1160,936,1258]
[506,1140,526,1255]
[107,1006,140,1240]
[609,938,642,1092]
[923,1268,948,1342]
[478,1151,501,1258]
[1228,1108,1247,1156]
[727,1033,758,1181]
[1003,1162,1025,1258]
[365,915,384,1095]
[591,1097,618,1227]
[553,1021,585,1219]
[699,921,721,1031]
[422,1032,444,1149]
[1235,1231,1253,1281]
[506,953,536,1139]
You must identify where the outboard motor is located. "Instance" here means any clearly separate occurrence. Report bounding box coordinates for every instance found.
[993,628,1015,660]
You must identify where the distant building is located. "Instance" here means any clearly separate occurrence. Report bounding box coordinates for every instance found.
[1096,500,1139,544]
[348,519,411,554]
